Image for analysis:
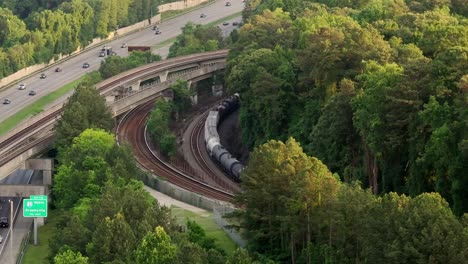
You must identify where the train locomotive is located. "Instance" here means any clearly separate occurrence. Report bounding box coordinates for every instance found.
[204,93,244,181]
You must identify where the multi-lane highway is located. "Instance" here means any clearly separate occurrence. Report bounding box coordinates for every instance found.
[0,0,243,124]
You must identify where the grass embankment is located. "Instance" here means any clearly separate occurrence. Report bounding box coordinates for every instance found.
[22,205,237,261]
[0,77,84,136]
[171,206,237,253]
[160,0,216,21]
[22,210,61,264]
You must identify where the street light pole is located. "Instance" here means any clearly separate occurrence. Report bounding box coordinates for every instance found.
[9,200,13,262]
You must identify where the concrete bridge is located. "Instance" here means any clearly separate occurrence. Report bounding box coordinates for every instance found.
[0,50,229,181]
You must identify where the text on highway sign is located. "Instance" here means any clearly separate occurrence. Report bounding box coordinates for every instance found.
[30,195,47,200]
[23,199,48,217]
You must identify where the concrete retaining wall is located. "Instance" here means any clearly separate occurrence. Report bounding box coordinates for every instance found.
[159,0,209,13]
[139,172,228,212]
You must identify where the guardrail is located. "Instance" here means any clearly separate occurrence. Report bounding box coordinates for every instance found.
[16,225,31,264]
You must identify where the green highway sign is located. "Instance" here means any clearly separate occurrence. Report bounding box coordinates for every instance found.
[30,195,47,200]
[23,199,48,217]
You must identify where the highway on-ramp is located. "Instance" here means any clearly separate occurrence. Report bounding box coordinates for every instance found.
[0,0,243,124]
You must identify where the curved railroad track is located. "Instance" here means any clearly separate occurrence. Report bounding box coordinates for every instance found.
[189,111,240,193]
[0,50,228,166]
[117,99,234,202]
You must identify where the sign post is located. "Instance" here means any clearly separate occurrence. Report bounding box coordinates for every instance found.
[23,196,48,245]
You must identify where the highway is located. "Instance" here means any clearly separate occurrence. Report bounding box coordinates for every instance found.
[0,0,243,124]
[0,170,40,262]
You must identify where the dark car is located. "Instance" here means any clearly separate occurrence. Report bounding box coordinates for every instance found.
[153,25,159,30]
[232,21,239,26]
[200,13,206,18]
[29,91,37,96]
[55,67,62,72]
[82,62,90,68]
[222,21,229,26]
[155,30,162,35]
[0,217,8,228]
[3,99,11,105]
[40,73,46,79]
[121,43,127,48]
[225,2,231,6]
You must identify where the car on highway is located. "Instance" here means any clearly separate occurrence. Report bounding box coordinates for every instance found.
[153,25,159,30]
[225,2,231,6]
[200,13,206,18]
[155,30,162,35]
[121,43,127,48]
[99,51,106,57]
[232,21,239,26]
[0,235,3,243]
[55,67,62,72]
[82,62,90,68]
[222,21,229,26]
[3,99,11,105]
[19,84,26,90]
[29,91,37,96]
[0,217,8,227]
[40,73,47,79]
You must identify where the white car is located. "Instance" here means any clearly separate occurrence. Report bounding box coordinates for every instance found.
[19,84,26,90]
[0,235,3,243]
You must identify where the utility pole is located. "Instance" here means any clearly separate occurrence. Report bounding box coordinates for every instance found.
[9,200,13,262]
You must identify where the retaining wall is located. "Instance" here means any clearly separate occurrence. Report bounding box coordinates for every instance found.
[159,0,209,13]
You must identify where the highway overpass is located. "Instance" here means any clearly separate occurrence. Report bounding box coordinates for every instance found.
[0,50,229,178]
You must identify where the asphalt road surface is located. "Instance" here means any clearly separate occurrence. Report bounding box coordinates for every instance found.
[0,0,244,123]
[0,170,39,260]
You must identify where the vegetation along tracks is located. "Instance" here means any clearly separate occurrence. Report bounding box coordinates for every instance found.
[117,99,234,202]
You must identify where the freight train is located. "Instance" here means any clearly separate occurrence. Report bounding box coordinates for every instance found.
[204,93,243,181]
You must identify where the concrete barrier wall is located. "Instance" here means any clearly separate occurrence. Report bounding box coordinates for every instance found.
[0,102,63,144]
[139,172,228,211]
[159,0,209,13]
[0,137,54,180]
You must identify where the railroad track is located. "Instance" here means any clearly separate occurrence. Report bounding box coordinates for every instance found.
[0,50,228,165]
[189,111,240,193]
[117,99,234,202]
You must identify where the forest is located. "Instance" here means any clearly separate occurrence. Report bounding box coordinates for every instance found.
[225,0,467,214]
[0,0,165,78]
[220,0,468,262]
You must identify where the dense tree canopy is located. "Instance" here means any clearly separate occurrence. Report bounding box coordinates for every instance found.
[231,138,468,263]
[227,0,468,215]
[168,22,225,58]
[54,80,114,150]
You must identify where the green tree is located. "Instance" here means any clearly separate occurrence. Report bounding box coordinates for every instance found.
[54,249,89,264]
[87,213,137,264]
[53,129,115,209]
[168,22,223,58]
[353,61,419,193]
[0,7,28,48]
[55,82,114,149]
[232,138,339,262]
[170,79,192,114]
[134,226,178,264]
[226,248,260,264]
